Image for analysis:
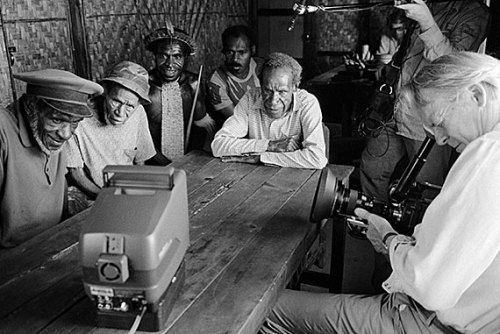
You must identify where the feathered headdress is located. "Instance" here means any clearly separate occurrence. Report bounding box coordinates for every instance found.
[144,18,196,56]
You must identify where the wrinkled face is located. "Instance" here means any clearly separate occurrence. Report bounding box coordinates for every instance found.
[38,106,83,151]
[419,88,481,152]
[155,42,186,82]
[261,67,297,119]
[223,36,253,78]
[104,86,140,125]
[390,21,406,43]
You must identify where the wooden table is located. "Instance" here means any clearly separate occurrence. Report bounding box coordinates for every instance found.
[0,151,352,334]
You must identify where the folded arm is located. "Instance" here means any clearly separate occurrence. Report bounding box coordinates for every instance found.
[259,96,327,169]
[211,94,270,156]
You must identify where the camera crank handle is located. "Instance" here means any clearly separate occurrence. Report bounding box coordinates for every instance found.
[346,216,368,228]
[423,182,442,191]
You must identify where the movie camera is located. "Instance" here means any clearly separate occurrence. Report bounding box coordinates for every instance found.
[311,137,437,235]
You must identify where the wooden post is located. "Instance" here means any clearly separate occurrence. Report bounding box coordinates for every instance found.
[184,65,203,152]
[67,0,92,79]
[0,4,18,105]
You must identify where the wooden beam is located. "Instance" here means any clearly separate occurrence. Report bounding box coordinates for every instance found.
[67,0,91,79]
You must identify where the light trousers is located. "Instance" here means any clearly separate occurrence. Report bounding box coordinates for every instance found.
[260,290,453,334]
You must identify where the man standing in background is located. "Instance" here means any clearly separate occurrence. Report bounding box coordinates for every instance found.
[359,0,489,291]
[207,25,263,127]
[360,0,489,202]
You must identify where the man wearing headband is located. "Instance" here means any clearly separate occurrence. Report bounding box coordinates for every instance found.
[65,61,155,202]
[144,20,216,165]
[0,69,103,247]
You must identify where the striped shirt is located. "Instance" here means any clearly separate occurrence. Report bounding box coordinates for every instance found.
[207,58,262,111]
[211,88,327,169]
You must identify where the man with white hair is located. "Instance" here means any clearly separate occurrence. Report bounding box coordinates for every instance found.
[260,52,500,334]
[211,52,327,169]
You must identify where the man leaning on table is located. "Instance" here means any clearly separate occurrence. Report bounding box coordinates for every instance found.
[211,52,327,169]
[0,69,103,247]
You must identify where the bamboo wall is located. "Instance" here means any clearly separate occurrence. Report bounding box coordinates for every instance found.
[314,0,391,71]
[0,0,74,104]
[84,0,250,81]
[0,0,250,106]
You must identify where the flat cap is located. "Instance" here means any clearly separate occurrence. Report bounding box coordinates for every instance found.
[144,19,196,56]
[14,69,104,117]
[101,61,151,104]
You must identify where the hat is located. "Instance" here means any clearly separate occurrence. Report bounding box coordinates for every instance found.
[144,19,196,56]
[101,61,151,104]
[14,69,104,118]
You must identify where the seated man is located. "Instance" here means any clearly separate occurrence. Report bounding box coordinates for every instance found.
[211,52,327,169]
[0,69,103,247]
[65,61,156,200]
[207,25,263,127]
[144,20,216,165]
[260,52,500,334]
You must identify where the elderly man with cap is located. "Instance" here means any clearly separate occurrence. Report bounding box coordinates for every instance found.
[0,69,103,248]
[65,61,156,201]
[144,20,216,165]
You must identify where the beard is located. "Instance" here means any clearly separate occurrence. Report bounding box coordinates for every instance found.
[23,96,62,156]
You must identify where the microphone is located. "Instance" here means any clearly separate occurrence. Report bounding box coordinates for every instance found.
[288,0,307,31]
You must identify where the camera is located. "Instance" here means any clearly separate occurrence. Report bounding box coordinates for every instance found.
[311,137,436,236]
[310,167,429,235]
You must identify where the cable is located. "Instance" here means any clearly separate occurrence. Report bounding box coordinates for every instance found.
[366,126,392,158]
[128,305,147,334]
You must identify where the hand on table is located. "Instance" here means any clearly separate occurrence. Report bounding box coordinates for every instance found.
[221,155,261,164]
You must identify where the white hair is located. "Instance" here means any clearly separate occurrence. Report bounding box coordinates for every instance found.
[410,52,500,104]
[398,52,500,126]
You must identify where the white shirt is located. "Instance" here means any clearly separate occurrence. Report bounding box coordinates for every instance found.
[383,124,500,334]
[211,88,327,169]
